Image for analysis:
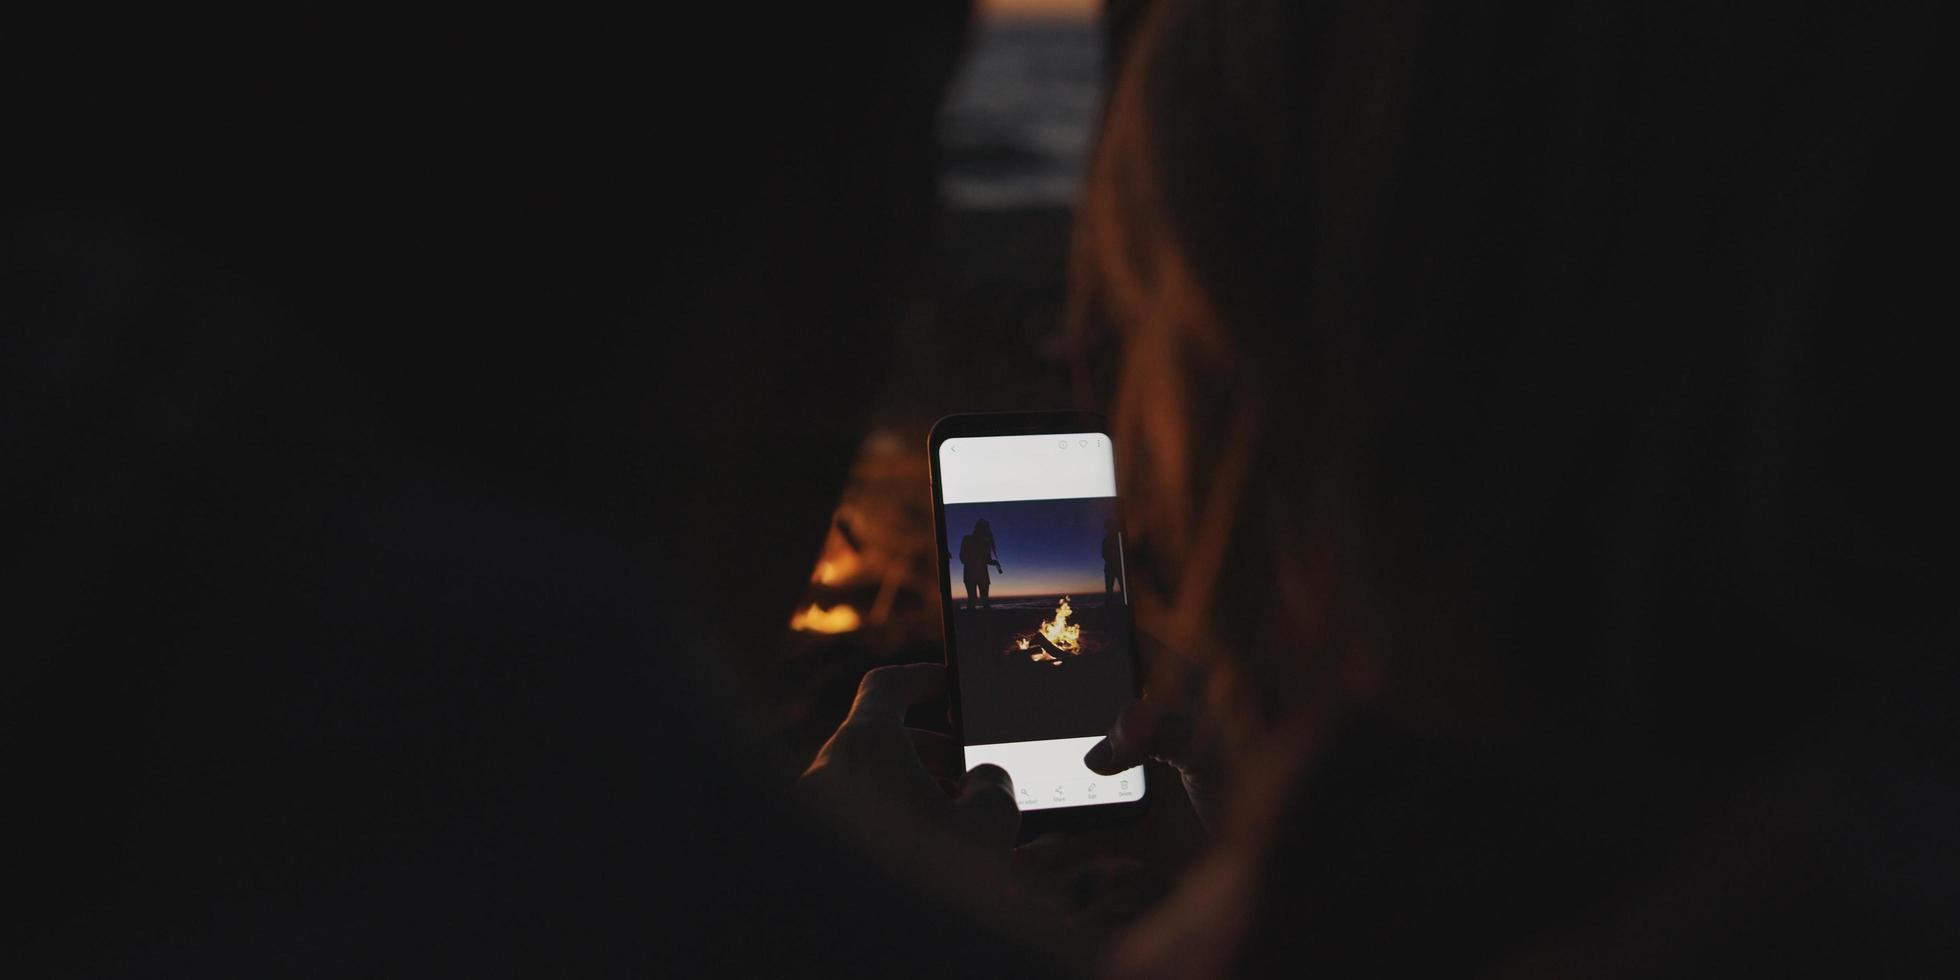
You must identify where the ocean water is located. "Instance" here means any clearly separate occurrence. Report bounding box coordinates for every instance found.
[940,20,1102,210]
[961,593,1107,611]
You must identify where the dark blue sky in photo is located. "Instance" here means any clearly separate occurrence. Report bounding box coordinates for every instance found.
[944,496,1118,598]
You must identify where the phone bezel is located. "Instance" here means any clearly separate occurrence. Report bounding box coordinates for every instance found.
[928,410,1150,836]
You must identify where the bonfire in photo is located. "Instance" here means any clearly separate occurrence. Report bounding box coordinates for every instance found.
[1010,597,1083,666]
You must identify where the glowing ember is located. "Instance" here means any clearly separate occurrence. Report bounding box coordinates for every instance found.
[790,603,861,634]
[1016,638,1031,650]
[1038,597,1081,653]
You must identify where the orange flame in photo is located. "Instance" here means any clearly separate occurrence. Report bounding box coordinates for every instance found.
[1038,596,1081,653]
[1010,597,1083,666]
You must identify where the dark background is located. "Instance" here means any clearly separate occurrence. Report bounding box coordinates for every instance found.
[4,3,1061,974]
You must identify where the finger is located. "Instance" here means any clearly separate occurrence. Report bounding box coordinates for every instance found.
[952,763,1019,847]
[1083,699,1152,774]
[1083,697,1190,775]
[844,663,946,730]
[907,727,962,780]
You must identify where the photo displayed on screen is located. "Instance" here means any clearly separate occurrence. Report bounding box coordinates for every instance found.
[945,496,1136,746]
[936,428,1147,811]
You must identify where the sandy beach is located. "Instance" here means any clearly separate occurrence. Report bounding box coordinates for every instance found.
[949,598,1135,744]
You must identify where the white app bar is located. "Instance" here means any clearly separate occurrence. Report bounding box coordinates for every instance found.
[964,735,1147,811]
[938,433,1116,505]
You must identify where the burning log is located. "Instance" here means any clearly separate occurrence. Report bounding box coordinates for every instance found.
[1024,627,1072,659]
[1007,635,1061,665]
[1006,596,1086,666]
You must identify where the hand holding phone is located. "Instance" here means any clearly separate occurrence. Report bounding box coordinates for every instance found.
[801,663,1021,848]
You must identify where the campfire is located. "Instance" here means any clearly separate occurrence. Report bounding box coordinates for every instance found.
[1011,596,1083,666]
[789,473,929,636]
[790,602,862,634]
[790,521,871,635]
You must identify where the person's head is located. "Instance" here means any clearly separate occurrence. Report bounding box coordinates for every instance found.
[1083,0,1941,759]
[1073,0,1948,966]
[973,518,993,540]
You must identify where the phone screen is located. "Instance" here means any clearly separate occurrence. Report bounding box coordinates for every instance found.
[938,432,1146,812]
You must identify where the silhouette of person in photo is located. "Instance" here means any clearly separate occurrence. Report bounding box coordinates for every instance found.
[1102,517,1124,607]
[958,519,1004,610]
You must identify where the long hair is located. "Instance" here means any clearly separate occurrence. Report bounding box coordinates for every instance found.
[1070,0,1951,973]
[970,518,998,560]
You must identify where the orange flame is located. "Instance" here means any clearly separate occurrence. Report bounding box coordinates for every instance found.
[1009,597,1081,666]
[790,603,862,634]
[1038,596,1081,653]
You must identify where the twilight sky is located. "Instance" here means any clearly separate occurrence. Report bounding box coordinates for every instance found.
[944,496,1118,598]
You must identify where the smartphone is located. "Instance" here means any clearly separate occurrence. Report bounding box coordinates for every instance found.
[929,411,1147,834]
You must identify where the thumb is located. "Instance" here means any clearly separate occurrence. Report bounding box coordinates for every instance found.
[952,763,1020,847]
[1083,698,1181,775]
